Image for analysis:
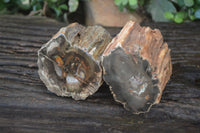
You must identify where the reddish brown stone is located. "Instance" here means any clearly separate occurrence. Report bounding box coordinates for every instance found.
[102,21,172,113]
[38,23,111,100]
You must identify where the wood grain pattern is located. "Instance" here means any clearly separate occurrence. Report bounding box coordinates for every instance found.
[102,21,172,113]
[0,15,200,132]
[37,23,111,100]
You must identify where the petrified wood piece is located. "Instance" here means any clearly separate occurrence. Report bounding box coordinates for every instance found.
[102,21,172,114]
[1,15,200,132]
[38,23,111,100]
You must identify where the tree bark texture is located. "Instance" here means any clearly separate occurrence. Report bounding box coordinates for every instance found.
[102,21,172,113]
[38,23,111,100]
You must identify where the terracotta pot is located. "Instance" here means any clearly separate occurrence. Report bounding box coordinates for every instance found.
[84,0,143,27]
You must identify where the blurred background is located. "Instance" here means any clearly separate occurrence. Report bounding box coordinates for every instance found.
[0,0,200,26]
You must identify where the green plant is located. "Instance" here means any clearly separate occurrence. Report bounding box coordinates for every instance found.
[0,0,31,14]
[114,0,200,23]
[0,0,79,22]
[114,0,138,11]
[165,0,200,23]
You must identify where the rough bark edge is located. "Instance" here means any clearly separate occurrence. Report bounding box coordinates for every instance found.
[102,21,172,113]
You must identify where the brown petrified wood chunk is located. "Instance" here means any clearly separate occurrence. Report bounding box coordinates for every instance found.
[102,21,172,114]
[37,23,111,100]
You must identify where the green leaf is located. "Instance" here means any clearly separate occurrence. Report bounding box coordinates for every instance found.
[164,12,174,19]
[118,3,124,11]
[129,0,137,10]
[59,4,68,10]
[50,4,61,17]
[184,0,194,7]
[19,4,30,10]
[20,0,30,5]
[114,0,122,6]
[129,0,137,6]
[50,0,57,3]
[174,14,184,23]
[189,15,196,20]
[122,0,128,6]
[188,8,195,16]
[129,4,138,10]
[3,0,10,3]
[139,0,145,6]
[68,0,79,12]
[30,0,37,5]
[194,9,200,18]
[0,3,5,11]
[176,11,186,19]
[174,17,183,23]
[171,0,178,3]
[196,0,200,4]
[18,0,30,10]
[0,8,7,14]
[147,0,177,22]
[193,4,200,10]
[32,3,42,11]
[177,0,185,7]
[54,7,61,17]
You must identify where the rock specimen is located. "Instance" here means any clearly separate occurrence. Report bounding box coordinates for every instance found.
[38,23,111,100]
[102,21,172,114]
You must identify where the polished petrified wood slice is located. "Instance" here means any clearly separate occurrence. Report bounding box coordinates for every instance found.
[38,23,111,100]
[102,21,172,114]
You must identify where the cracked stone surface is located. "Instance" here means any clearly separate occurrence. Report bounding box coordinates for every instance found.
[102,21,172,114]
[38,23,111,100]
